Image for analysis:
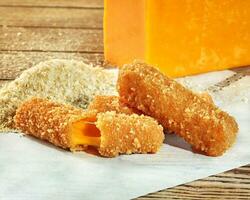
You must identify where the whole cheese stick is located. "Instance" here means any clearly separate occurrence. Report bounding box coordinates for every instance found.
[14,98,164,157]
[118,61,238,156]
[88,95,138,114]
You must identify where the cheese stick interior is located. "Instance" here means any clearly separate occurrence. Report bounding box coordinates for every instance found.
[118,61,239,156]
[14,98,164,157]
[69,117,101,148]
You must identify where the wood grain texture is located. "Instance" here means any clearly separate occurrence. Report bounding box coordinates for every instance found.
[0,0,103,8]
[232,66,250,75]
[137,165,250,199]
[0,51,103,79]
[0,80,10,88]
[0,27,103,52]
[208,66,250,93]
[0,7,103,28]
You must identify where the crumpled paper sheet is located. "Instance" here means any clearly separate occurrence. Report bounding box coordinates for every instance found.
[0,69,250,200]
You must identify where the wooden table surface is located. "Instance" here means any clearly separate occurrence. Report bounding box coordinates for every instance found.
[0,0,249,199]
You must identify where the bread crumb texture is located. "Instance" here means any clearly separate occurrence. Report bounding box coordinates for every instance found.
[118,61,238,156]
[14,98,83,149]
[96,111,164,157]
[14,98,164,157]
[88,95,138,115]
[0,59,117,131]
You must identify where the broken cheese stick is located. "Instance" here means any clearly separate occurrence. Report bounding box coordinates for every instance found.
[14,98,164,157]
[88,95,139,114]
[118,61,238,156]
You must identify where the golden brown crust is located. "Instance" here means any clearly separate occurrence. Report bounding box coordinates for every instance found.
[14,98,86,149]
[198,92,214,104]
[118,61,238,156]
[14,98,164,157]
[96,111,164,157]
[88,95,138,115]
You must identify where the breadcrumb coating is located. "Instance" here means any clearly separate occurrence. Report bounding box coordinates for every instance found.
[0,59,117,131]
[198,92,214,104]
[97,111,164,157]
[118,61,238,156]
[14,98,164,157]
[14,98,89,149]
[88,95,137,114]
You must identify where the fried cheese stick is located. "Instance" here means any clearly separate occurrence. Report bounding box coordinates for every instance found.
[118,61,238,156]
[14,98,164,157]
[88,95,138,114]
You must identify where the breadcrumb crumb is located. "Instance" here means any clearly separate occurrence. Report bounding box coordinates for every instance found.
[0,59,117,131]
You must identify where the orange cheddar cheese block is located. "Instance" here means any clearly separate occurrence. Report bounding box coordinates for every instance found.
[104,0,250,77]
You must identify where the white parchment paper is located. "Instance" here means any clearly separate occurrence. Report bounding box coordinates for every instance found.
[0,70,249,200]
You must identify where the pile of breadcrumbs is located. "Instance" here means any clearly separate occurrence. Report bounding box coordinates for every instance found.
[0,59,117,131]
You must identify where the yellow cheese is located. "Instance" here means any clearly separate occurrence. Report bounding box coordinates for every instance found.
[70,118,100,148]
[104,0,146,65]
[104,0,250,77]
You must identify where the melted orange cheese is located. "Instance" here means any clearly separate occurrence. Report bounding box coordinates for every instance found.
[70,118,100,148]
[104,0,250,77]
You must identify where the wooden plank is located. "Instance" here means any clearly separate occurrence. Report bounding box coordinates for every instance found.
[137,165,250,199]
[0,80,10,88]
[0,0,103,8]
[208,67,250,93]
[232,66,250,75]
[0,27,103,52]
[0,7,103,28]
[0,51,104,79]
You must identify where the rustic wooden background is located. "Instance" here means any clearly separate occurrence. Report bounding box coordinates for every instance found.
[0,0,249,199]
